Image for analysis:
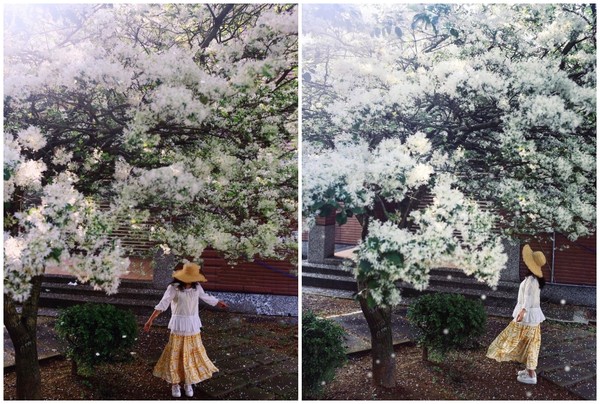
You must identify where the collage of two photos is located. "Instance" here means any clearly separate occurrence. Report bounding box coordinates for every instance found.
[3,2,596,401]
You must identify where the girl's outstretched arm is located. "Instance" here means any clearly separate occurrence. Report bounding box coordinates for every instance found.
[145,284,176,332]
[144,309,162,332]
[197,284,228,309]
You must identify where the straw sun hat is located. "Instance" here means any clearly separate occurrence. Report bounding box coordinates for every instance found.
[173,262,207,283]
[522,244,546,278]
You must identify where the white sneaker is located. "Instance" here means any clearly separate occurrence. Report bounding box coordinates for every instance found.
[184,384,194,397]
[517,373,537,385]
[517,369,528,376]
[171,384,181,398]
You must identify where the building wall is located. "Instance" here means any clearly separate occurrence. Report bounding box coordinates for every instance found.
[48,252,298,296]
[110,213,297,296]
[200,249,297,296]
[309,216,596,287]
[335,216,363,245]
[519,233,596,287]
[148,249,297,296]
[302,216,363,245]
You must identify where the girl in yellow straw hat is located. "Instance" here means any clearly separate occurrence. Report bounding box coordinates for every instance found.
[486,244,546,385]
[144,262,228,398]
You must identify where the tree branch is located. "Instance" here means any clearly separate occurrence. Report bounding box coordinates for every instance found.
[200,4,235,49]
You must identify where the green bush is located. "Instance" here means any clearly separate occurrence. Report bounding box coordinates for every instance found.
[302,310,347,398]
[407,293,486,362]
[55,303,138,377]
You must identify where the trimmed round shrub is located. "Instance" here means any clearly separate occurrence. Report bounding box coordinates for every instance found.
[302,310,347,398]
[407,293,486,362]
[55,303,138,376]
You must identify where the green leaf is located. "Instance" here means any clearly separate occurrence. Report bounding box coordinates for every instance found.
[335,211,347,225]
[366,293,377,308]
[319,204,334,217]
[366,237,380,251]
[358,259,373,276]
[261,64,274,79]
[384,251,404,267]
[48,248,63,262]
[351,207,365,215]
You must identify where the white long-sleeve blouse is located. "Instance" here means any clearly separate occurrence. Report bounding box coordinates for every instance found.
[512,275,545,326]
[155,284,219,336]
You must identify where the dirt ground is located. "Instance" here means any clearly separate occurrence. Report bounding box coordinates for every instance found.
[4,311,297,400]
[303,293,590,400]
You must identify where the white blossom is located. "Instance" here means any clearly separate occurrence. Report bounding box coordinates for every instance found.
[4,134,21,168]
[52,148,73,166]
[16,126,46,151]
[405,132,432,155]
[405,164,434,187]
[114,159,132,181]
[303,4,596,279]
[14,160,47,190]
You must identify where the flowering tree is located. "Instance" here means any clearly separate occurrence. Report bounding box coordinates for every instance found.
[303,4,595,388]
[4,4,297,399]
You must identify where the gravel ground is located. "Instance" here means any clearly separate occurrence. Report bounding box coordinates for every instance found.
[4,311,297,400]
[303,293,588,400]
[303,293,361,317]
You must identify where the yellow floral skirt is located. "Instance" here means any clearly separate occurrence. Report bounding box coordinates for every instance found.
[153,332,218,385]
[486,321,541,370]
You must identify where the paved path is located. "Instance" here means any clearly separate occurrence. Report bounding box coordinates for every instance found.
[324,307,416,354]
[308,290,596,400]
[4,315,64,368]
[536,326,596,400]
[4,308,297,400]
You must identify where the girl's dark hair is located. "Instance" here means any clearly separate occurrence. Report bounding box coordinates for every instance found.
[528,270,546,289]
[171,279,199,291]
[536,276,546,289]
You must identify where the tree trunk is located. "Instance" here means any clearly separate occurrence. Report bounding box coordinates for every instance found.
[4,275,43,399]
[358,284,396,389]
